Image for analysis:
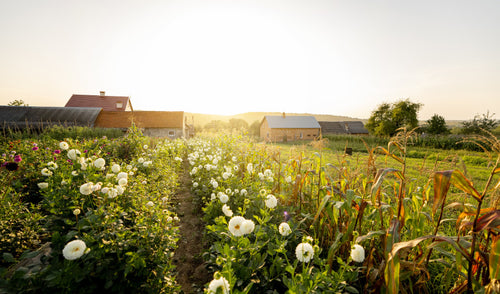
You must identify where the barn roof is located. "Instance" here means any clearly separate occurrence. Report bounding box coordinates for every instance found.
[318,121,369,134]
[65,94,132,111]
[0,106,102,129]
[264,115,320,129]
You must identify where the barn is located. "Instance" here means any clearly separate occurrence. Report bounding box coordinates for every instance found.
[260,114,320,142]
[318,121,369,135]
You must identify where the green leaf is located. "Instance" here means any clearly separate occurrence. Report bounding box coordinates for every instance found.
[312,195,331,225]
[490,235,500,280]
[2,252,15,263]
[356,230,386,243]
[450,170,482,201]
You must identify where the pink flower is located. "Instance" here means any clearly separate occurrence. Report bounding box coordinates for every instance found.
[14,155,22,163]
[54,150,61,154]
[32,147,39,151]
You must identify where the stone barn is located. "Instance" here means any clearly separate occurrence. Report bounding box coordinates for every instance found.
[260,114,320,142]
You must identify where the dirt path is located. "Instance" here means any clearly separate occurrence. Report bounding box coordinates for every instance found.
[172,164,210,293]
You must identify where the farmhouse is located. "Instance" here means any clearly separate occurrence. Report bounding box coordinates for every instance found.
[65,91,133,111]
[318,121,369,135]
[94,111,186,138]
[260,114,320,142]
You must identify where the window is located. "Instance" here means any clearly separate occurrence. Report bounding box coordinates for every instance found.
[168,130,175,137]
[300,132,303,139]
[116,102,123,109]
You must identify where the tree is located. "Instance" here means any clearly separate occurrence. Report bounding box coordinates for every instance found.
[424,114,450,135]
[8,99,28,106]
[228,118,248,130]
[365,99,422,136]
[460,111,498,135]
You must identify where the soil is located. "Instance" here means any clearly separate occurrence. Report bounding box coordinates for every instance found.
[172,163,211,293]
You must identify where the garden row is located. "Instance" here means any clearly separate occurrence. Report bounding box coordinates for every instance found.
[1,127,185,293]
[188,131,500,293]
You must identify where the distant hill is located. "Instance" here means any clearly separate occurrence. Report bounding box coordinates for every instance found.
[185,112,365,128]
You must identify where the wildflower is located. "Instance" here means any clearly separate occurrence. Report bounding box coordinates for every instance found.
[285,175,292,183]
[61,180,67,185]
[71,170,79,176]
[222,172,231,180]
[67,149,81,160]
[207,276,230,294]
[111,164,120,173]
[240,189,248,196]
[219,193,229,204]
[32,146,39,151]
[13,155,22,163]
[247,163,253,173]
[41,168,53,176]
[127,165,133,170]
[116,172,128,181]
[37,182,48,189]
[241,219,255,235]
[193,182,199,188]
[73,208,81,216]
[210,193,216,201]
[232,156,237,162]
[47,161,58,170]
[93,158,106,169]
[62,239,87,260]
[92,182,102,191]
[138,157,145,164]
[118,178,128,186]
[350,244,365,263]
[211,179,218,189]
[265,194,278,209]
[108,188,118,199]
[116,185,125,195]
[295,242,314,263]
[79,182,93,195]
[54,149,61,154]
[222,204,233,217]
[59,141,69,150]
[146,201,154,208]
[259,189,267,197]
[228,216,246,236]
[279,222,291,236]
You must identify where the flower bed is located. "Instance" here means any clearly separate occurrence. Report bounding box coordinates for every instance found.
[0,130,185,293]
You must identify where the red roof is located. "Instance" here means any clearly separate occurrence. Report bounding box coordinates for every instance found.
[65,94,133,111]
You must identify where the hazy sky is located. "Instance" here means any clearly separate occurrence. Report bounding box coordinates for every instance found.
[1,0,499,120]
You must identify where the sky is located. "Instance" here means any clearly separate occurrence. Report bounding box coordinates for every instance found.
[0,0,499,120]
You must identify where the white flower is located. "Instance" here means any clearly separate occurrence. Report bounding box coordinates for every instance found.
[232,156,237,162]
[219,193,229,204]
[59,141,69,150]
[350,244,365,263]
[264,169,273,177]
[247,163,253,173]
[92,182,102,191]
[71,170,79,176]
[278,222,291,236]
[61,180,67,185]
[285,175,292,183]
[118,178,128,186]
[41,168,53,176]
[80,162,87,170]
[228,216,246,237]
[265,194,278,209]
[47,161,58,170]
[101,187,109,194]
[67,149,81,161]
[210,193,216,201]
[240,189,247,196]
[108,188,118,198]
[146,201,154,208]
[73,208,81,216]
[211,179,218,189]
[138,157,145,164]
[143,145,148,150]
[62,239,87,260]
[79,182,93,195]
[126,165,133,170]
[116,172,128,181]
[93,158,106,169]
[207,276,230,294]
[111,164,121,173]
[193,182,199,188]
[143,161,152,167]
[116,185,125,195]
[37,182,48,189]
[222,172,231,180]
[295,242,314,263]
[222,204,233,217]
[241,219,255,235]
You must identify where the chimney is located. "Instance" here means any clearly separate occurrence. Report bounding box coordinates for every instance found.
[100,91,106,97]
[282,112,286,118]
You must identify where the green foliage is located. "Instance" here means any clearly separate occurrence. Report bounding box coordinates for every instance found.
[460,111,499,135]
[7,99,28,106]
[423,114,450,135]
[365,99,422,136]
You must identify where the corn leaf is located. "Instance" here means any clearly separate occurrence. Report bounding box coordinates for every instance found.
[450,170,482,201]
[312,195,331,225]
[432,171,453,215]
[490,235,500,280]
[494,167,500,174]
[377,147,404,164]
[474,209,500,232]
